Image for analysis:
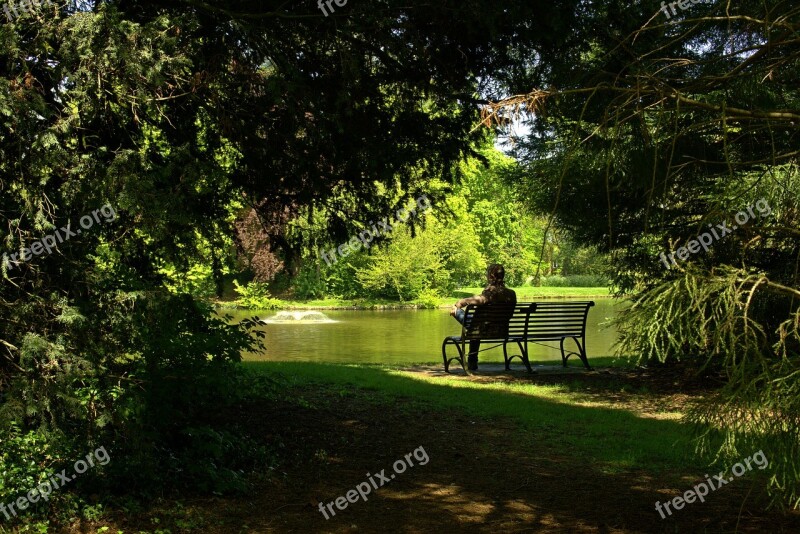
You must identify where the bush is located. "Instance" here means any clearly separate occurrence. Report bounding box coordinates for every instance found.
[538,275,569,287]
[291,266,327,300]
[0,425,70,512]
[414,288,443,309]
[99,294,268,496]
[614,266,800,508]
[1,292,267,525]
[233,280,283,309]
[159,263,218,298]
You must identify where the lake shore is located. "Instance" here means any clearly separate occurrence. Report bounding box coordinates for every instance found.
[216,286,614,310]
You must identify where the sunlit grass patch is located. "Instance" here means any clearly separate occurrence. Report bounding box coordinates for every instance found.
[243,361,709,474]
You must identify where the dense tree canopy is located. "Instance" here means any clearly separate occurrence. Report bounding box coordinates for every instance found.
[0,0,554,514]
[1,0,799,525]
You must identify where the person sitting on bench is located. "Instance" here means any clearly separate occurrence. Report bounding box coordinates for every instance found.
[450,264,517,370]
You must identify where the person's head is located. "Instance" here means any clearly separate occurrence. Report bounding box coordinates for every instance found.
[486,264,506,286]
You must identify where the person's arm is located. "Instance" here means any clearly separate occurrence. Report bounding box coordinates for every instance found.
[451,295,485,316]
[450,288,490,316]
[455,294,488,308]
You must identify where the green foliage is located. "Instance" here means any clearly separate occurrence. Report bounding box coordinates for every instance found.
[287,145,607,301]
[0,290,266,522]
[0,0,577,525]
[0,426,64,509]
[291,266,328,300]
[356,217,484,300]
[432,196,491,287]
[413,289,444,309]
[456,149,546,286]
[557,241,611,277]
[8,0,796,520]
[97,294,267,495]
[161,263,216,298]
[613,266,800,507]
[318,251,370,300]
[232,280,283,310]
[356,228,443,301]
[496,0,800,507]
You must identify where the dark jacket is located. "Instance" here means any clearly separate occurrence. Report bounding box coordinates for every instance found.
[456,283,517,308]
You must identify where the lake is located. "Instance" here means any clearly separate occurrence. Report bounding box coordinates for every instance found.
[224,298,624,365]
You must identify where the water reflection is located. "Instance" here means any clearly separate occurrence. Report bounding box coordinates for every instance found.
[261,311,337,324]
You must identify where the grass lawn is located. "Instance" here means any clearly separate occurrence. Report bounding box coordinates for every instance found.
[90,360,796,533]
[242,361,702,474]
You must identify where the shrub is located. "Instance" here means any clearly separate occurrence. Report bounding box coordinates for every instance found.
[539,275,569,287]
[414,288,443,309]
[233,280,283,309]
[1,293,267,524]
[291,266,327,300]
[0,425,70,512]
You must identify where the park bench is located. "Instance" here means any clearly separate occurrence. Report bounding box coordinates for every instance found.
[442,303,535,374]
[441,301,595,374]
[509,301,595,371]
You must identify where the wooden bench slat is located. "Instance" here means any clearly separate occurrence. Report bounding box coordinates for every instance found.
[528,326,587,329]
[526,303,593,308]
[530,312,588,316]
[528,319,588,324]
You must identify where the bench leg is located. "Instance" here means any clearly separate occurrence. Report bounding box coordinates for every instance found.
[460,340,471,375]
[560,337,592,370]
[442,339,464,373]
[575,337,592,370]
[502,340,534,373]
[518,340,533,373]
[442,338,469,374]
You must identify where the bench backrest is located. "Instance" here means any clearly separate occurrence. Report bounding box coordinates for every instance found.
[462,303,535,340]
[517,301,595,339]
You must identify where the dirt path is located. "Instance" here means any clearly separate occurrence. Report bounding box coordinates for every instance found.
[90,372,800,533]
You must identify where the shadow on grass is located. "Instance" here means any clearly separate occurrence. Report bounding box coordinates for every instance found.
[244,361,700,472]
[225,361,789,533]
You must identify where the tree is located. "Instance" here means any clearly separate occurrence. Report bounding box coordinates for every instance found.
[356,214,485,300]
[482,0,800,507]
[0,0,552,512]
